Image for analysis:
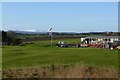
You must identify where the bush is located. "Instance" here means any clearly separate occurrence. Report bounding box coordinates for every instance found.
[13,38,22,45]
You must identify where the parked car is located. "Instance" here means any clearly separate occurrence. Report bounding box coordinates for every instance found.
[109,41,120,50]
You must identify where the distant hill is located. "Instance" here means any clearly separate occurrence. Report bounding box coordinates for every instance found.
[1,30,119,36]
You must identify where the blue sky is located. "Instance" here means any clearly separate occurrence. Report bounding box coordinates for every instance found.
[2,2,118,32]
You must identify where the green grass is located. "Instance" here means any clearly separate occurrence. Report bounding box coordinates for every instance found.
[2,39,118,69]
[0,48,2,70]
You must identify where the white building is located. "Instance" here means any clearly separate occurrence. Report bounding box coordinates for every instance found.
[81,36,119,44]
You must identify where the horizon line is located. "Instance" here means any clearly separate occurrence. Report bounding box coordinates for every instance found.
[1,29,119,33]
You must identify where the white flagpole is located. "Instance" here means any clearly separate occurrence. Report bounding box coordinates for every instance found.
[49,27,53,46]
[51,33,53,46]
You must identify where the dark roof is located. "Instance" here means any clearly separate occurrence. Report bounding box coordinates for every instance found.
[85,36,119,39]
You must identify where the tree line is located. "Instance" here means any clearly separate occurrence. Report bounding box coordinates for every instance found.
[2,31,22,45]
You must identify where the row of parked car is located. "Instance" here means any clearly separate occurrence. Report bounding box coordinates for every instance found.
[56,41,120,50]
[56,42,80,48]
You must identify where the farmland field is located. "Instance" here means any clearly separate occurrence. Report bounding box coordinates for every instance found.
[2,38,118,70]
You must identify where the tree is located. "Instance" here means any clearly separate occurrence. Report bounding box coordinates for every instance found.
[2,30,22,45]
[2,31,7,45]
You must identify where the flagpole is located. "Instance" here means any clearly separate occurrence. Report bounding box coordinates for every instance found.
[51,35,53,46]
[49,27,53,46]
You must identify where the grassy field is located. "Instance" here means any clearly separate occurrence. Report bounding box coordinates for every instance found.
[2,38,118,70]
[0,48,2,70]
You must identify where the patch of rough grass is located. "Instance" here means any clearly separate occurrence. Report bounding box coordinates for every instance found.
[2,64,118,78]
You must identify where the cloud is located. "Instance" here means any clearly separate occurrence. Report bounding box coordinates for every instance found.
[22,30,37,32]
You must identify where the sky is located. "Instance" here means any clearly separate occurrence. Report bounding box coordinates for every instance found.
[2,2,118,32]
[1,0,119,2]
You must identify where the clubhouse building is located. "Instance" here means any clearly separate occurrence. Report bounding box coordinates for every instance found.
[81,36,120,49]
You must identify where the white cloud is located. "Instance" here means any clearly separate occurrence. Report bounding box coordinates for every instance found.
[22,30,37,32]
